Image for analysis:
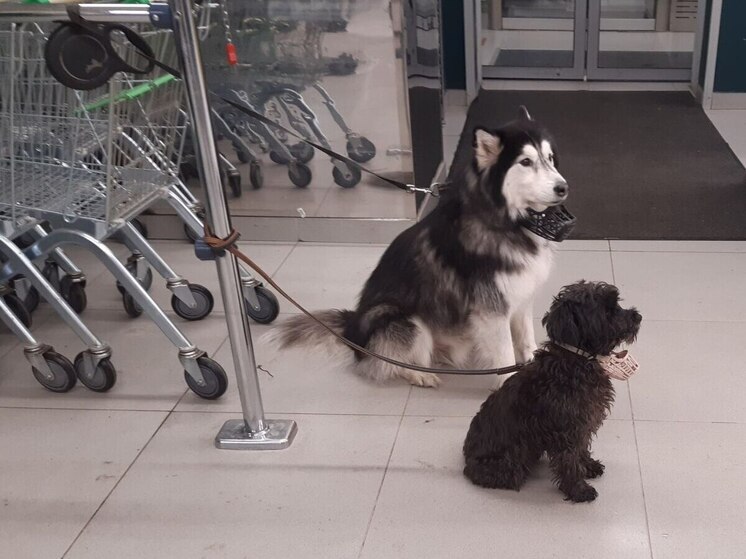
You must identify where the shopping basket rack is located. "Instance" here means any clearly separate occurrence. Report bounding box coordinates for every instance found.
[0,21,228,397]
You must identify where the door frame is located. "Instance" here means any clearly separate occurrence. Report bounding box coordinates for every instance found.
[586,0,694,81]
[480,0,588,80]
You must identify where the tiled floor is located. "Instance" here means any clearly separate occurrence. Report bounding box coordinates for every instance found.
[3,238,746,559]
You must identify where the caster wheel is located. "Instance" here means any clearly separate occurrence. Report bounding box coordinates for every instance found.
[32,350,77,393]
[18,282,40,314]
[333,163,361,188]
[347,136,376,163]
[171,284,214,321]
[236,147,251,164]
[290,142,314,163]
[131,218,148,239]
[4,293,32,328]
[227,169,242,198]
[116,262,153,295]
[184,356,228,399]
[269,149,290,165]
[60,275,87,314]
[74,352,117,392]
[249,160,264,190]
[42,261,61,290]
[288,162,312,188]
[184,223,200,244]
[245,286,280,324]
[122,292,143,318]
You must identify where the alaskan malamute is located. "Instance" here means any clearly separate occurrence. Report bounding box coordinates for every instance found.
[267,107,569,388]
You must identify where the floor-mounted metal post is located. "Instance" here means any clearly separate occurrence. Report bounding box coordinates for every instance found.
[168,0,296,450]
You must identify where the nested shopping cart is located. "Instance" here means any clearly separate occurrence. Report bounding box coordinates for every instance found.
[0,21,228,397]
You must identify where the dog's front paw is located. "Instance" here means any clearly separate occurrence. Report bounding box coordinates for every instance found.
[584,459,605,479]
[406,372,441,388]
[563,482,598,503]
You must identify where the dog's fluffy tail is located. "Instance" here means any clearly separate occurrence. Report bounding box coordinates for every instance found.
[263,309,354,359]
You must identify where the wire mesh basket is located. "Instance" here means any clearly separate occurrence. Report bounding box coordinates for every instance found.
[0,22,185,234]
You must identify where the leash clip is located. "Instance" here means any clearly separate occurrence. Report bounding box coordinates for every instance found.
[406,182,443,198]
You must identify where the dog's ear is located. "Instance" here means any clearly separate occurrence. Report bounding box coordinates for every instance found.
[473,127,502,172]
[600,283,620,308]
[518,106,533,122]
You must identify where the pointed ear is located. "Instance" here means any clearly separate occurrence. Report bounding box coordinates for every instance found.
[518,105,532,121]
[472,127,502,172]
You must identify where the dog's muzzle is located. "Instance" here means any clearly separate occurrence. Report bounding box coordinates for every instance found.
[597,350,639,381]
[521,205,576,242]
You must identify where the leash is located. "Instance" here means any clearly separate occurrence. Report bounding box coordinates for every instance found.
[203,226,523,377]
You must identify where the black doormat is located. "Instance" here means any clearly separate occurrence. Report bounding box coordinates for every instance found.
[450,91,746,240]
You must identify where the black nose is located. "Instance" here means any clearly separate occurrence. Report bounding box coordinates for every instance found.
[631,310,642,324]
[554,182,568,197]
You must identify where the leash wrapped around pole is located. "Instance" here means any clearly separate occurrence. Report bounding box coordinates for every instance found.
[202,226,523,377]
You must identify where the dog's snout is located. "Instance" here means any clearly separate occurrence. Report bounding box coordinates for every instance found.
[553,181,568,197]
[629,309,642,324]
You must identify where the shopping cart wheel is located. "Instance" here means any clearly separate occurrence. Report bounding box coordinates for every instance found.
[290,142,314,163]
[19,283,40,314]
[122,292,143,318]
[245,286,280,324]
[4,294,32,328]
[288,163,312,188]
[74,352,117,392]
[60,276,87,314]
[32,351,77,393]
[42,261,61,289]
[269,150,290,165]
[116,263,153,295]
[235,145,252,164]
[131,218,149,239]
[184,356,228,400]
[227,169,242,198]
[347,136,376,163]
[172,284,214,321]
[333,163,362,188]
[249,160,263,190]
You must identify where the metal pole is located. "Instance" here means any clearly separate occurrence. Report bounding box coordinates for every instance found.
[168,0,295,450]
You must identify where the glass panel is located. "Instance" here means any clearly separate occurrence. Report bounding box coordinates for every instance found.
[189,0,416,223]
[597,0,696,71]
[480,0,577,70]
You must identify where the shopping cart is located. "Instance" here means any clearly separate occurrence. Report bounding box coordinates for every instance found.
[0,21,227,397]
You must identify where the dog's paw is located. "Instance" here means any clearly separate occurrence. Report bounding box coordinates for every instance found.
[406,372,441,388]
[564,482,598,503]
[584,459,605,479]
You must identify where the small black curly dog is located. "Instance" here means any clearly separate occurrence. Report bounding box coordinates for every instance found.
[463,281,642,503]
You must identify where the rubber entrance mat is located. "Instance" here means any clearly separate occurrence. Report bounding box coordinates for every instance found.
[450,91,746,240]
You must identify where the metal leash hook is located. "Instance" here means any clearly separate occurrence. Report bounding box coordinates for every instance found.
[167,0,296,450]
[406,182,444,198]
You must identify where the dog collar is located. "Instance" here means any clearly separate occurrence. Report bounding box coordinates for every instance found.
[520,205,577,242]
[552,342,595,360]
[552,342,641,380]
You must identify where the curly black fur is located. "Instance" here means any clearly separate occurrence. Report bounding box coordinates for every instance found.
[463,281,642,503]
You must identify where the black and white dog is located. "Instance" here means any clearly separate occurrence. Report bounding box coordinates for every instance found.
[267,107,569,388]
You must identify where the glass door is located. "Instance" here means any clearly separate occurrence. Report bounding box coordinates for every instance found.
[480,0,588,79]
[587,0,697,80]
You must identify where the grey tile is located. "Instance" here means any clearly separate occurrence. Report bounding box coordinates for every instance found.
[0,408,166,558]
[636,421,746,559]
[612,251,746,321]
[176,317,411,416]
[361,417,650,559]
[611,240,746,253]
[271,243,386,312]
[66,412,400,559]
[0,309,227,411]
[558,240,610,251]
[630,320,746,423]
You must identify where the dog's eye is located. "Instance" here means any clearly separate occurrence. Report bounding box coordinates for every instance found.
[519,158,532,167]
